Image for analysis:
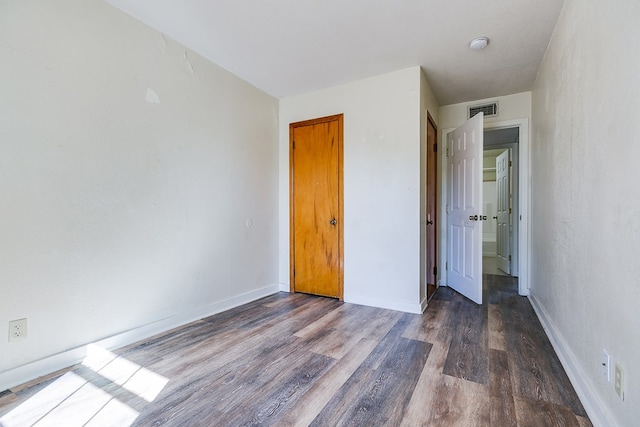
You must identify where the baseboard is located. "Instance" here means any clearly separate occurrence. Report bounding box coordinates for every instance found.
[0,284,280,393]
[528,294,616,427]
[420,296,429,313]
[344,292,422,314]
[278,282,290,292]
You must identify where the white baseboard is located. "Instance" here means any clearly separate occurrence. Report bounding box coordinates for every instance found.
[0,284,280,393]
[344,292,422,314]
[420,296,429,313]
[528,294,616,427]
[278,282,290,292]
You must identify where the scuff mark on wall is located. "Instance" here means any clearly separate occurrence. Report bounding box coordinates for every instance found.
[158,34,168,53]
[182,51,194,74]
[145,88,160,104]
[150,32,168,65]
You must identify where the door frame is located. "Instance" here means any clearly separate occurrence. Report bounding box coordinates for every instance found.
[423,112,438,306]
[439,118,530,296]
[289,114,344,300]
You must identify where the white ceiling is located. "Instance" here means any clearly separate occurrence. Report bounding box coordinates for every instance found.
[104,0,564,105]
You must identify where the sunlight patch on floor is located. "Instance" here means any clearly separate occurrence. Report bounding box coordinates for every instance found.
[0,344,168,427]
[83,344,168,402]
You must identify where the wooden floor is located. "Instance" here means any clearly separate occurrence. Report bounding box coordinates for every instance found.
[482,256,508,276]
[0,275,591,426]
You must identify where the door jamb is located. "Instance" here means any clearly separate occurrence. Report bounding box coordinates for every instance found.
[422,112,438,309]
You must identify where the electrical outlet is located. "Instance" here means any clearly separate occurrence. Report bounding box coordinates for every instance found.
[8,318,27,342]
[602,350,610,381]
[614,363,624,400]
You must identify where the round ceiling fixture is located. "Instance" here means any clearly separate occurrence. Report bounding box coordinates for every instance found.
[469,37,489,51]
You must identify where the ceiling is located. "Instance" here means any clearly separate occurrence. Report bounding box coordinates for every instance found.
[485,127,519,146]
[104,0,564,105]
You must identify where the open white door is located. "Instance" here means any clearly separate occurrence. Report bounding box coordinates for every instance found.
[447,113,483,304]
[496,149,511,274]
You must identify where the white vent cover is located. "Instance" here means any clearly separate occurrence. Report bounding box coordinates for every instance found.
[468,102,498,119]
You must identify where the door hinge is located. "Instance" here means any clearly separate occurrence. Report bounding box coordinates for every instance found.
[293,268,295,277]
[446,147,450,157]
[445,262,448,270]
[292,141,295,149]
[509,208,512,214]
[433,143,437,152]
[508,255,512,261]
[433,266,437,276]
[509,160,512,167]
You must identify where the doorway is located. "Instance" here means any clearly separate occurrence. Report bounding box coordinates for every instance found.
[482,126,520,278]
[289,114,344,299]
[440,119,530,296]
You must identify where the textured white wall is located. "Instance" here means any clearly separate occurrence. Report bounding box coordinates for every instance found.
[279,67,423,313]
[0,0,278,377]
[531,0,640,425]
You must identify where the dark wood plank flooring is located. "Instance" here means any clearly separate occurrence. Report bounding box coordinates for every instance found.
[0,275,591,426]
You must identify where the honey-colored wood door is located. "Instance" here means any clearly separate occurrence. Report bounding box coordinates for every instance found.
[290,114,343,299]
[426,114,438,300]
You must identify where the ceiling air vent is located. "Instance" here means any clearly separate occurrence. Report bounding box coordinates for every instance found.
[468,102,498,119]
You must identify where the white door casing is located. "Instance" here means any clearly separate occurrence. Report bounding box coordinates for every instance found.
[447,113,483,304]
[496,149,511,274]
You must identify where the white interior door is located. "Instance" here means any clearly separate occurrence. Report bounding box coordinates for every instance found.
[496,149,511,274]
[447,113,483,304]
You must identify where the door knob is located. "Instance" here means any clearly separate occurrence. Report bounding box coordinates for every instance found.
[330,219,337,225]
[481,215,487,221]
[493,216,498,219]
[469,215,478,221]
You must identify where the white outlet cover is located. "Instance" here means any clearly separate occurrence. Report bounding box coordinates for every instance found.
[8,318,27,342]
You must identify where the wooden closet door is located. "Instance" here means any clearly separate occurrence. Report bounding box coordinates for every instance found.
[290,114,343,299]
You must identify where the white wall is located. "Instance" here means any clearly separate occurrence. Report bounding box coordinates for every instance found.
[530,0,640,425]
[0,0,279,388]
[279,67,424,313]
[482,182,497,242]
[439,92,531,130]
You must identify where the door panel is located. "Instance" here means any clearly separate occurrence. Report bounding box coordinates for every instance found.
[447,113,483,304]
[290,115,343,299]
[496,149,511,274]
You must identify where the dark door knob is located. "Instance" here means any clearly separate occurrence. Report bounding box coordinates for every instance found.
[330,219,337,225]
